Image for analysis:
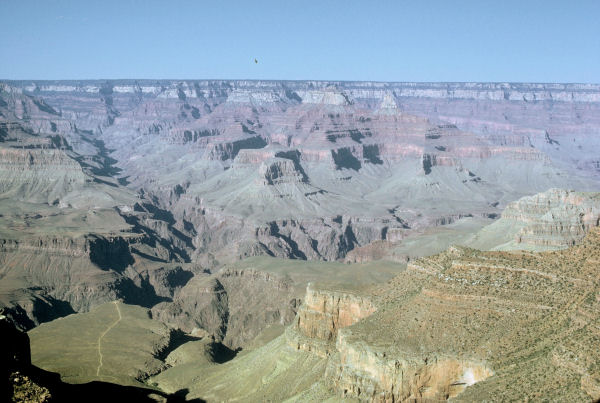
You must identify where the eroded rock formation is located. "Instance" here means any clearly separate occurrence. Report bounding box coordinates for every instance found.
[469,188,600,250]
[1,80,600,401]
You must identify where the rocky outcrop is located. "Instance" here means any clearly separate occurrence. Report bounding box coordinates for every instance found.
[294,284,376,342]
[287,284,376,358]
[165,128,220,145]
[253,216,400,261]
[276,228,600,401]
[284,282,493,401]
[343,240,408,264]
[151,276,229,340]
[233,148,278,165]
[469,189,600,250]
[258,157,307,185]
[503,189,600,247]
[296,89,352,105]
[330,332,492,401]
[204,135,267,160]
[152,268,300,349]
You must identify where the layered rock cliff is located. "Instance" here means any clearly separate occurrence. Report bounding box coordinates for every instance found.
[295,284,376,342]
[503,189,600,247]
[282,228,600,401]
[0,202,195,330]
[277,282,493,401]
[468,188,600,250]
[3,79,598,269]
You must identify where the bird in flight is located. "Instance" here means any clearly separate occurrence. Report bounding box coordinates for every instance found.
[254,58,258,64]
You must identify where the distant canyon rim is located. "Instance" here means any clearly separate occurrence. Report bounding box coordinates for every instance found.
[1,80,600,401]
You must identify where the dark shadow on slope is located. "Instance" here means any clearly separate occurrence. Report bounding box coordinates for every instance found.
[228,135,268,160]
[0,125,7,141]
[422,154,433,175]
[28,296,76,325]
[47,134,72,150]
[268,222,308,259]
[154,330,200,361]
[120,212,191,263]
[1,297,76,332]
[275,150,309,182]
[90,139,123,177]
[326,129,372,144]
[211,342,240,364]
[173,389,206,403]
[28,96,61,116]
[118,176,130,186]
[363,144,383,164]
[154,329,239,365]
[165,268,194,289]
[118,277,172,308]
[88,236,135,272]
[92,177,119,188]
[139,202,176,225]
[131,248,168,262]
[26,365,195,403]
[331,148,361,171]
[73,130,123,178]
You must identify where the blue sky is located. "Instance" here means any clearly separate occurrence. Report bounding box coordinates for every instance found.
[1,0,599,82]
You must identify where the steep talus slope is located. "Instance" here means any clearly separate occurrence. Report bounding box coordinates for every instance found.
[0,148,85,204]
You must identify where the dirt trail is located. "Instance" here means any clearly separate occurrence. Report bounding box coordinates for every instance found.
[96,301,122,376]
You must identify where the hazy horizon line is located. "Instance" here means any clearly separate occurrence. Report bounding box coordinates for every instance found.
[2,78,599,86]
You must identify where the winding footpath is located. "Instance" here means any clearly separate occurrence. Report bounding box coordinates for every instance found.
[96,301,122,377]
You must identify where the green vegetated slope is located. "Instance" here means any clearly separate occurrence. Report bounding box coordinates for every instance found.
[28,302,172,386]
[152,335,331,402]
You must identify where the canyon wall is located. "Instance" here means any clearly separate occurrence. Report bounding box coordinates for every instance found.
[1,79,600,360]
